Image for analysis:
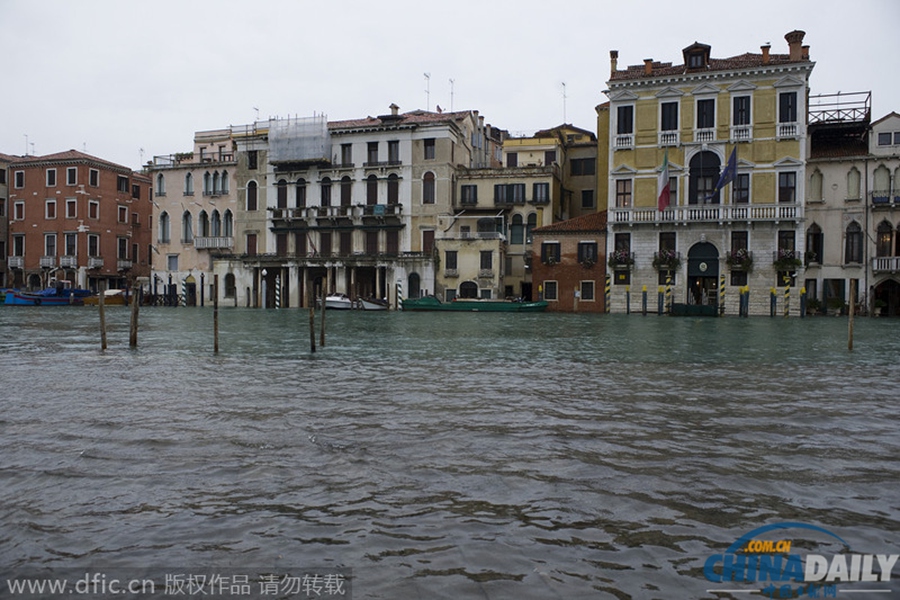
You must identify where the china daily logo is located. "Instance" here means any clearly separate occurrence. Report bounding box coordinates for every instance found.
[704,522,898,598]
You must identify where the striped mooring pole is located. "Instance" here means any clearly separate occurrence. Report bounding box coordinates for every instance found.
[274,274,281,309]
[605,275,611,314]
[180,277,187,307]
[396,280,403,310]
[783,276,791,317]
[719,274,726,316]
[665,275,672,315]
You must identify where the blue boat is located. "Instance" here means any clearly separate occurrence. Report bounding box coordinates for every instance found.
[5,283,92,306]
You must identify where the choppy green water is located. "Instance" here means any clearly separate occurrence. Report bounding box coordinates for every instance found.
[1,307,898,599]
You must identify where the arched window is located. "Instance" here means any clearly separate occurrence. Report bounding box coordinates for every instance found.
[366,174,378,205]
[806,223,823,264]
[203,171,211,195]
[321,177,332,206]
[876,221,893,257]
[808,168,823,202]
[340,176,352,207]
[212,171,221,194]
[198,210,210,237]
[158,211,170,243]
[689,151,721,205]
[408,273,421,299]
[873,165,890,202]
[511,214,525,245]
[387,173,399,204]
[184,172,193,196]
[246,181,258,211]
[220,171,229,193]
[526,213,537,243]
[223,210,233,237]
[277,179,288,209]
[423,172,435,204]
[182,211,193,243]
[847,167,861,200]
[224,273,236,298]
[211,210,221,237]
[156,173,166,196]
[296,178,307,208]
[845,221,863,264]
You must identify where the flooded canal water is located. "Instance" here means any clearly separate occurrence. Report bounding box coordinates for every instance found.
[1,307,898,599]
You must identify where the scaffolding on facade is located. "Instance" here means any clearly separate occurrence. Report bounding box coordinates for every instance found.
[268,115,332,166]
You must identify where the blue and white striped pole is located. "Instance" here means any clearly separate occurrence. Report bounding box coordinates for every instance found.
[396,280,403,310]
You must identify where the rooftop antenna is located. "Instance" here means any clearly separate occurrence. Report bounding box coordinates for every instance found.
[424,73,431,110]
[24,134,28,156]
[253,106,259,121]
[449,78,455,112]
[561,82,567,123]
[139,147,145,164]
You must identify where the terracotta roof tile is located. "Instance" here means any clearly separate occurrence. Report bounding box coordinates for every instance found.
[610,52,804,82]
[13,149,135,172]
[533,211,608,234]
[329,109,473,130]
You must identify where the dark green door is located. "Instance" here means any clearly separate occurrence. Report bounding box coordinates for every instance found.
[687,242,719,305]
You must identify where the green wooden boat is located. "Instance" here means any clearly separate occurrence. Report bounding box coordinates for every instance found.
[401,296,548,312]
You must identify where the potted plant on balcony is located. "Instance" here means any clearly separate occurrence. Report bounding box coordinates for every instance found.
[607,249,634,270]
[726,248,753,271]
[651,249,681,271]
[773,249,802,271]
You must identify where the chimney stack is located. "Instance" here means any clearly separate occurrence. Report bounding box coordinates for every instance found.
[761,44,771,65]
[785,30,805,61]
[610,50,619,75]
[390,103,399,116]
[643,59,653,75]
[802,45,810,60]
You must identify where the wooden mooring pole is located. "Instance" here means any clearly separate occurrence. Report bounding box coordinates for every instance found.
[848,279,855,352]
[213,274,219,354]
[99,281,107,351]
[308,286,316,354]
[129,282,139,348]
[319,273,327,348]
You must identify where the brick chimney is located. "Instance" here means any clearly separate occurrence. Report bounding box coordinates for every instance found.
[785,30,805,61]
[390,103,399,116]
[643,59,653,75]
[610,50,619,75]
[802,45,810,60]
[761,44,771,65]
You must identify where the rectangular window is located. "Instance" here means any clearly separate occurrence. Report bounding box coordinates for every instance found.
[246,233,257,256]
[167,254,179,271]
[319,231,332,256]
[118,237,129,260]
[778,172,796,203]
[117,175,129,193]
[533,182,550,203]
[445,250,458,270]
[341,143,352,165]
[480,250,493,270]
[461,185,478,205]
[570,158,596,176]
[544,150,556,165]
[46,169,57,187]
[13,235,25,256]
[67,167,77,186]
[118,205,128,223]
[669,176,678,206]
[65,233,77,256]
[132,184,141,200]
[661,102,678,131]
[581,190,595,209]
[388,140,400,164]
[89,169,99,186]
[45,199,56,219]
[87,234,99,257]
[580,281,595,301]
[248,150,258,170]
[424,138,435,160]
[577,242,598,263]
[541,241,561,264]
[365,231,378,254]
[878,132,892,146]
[616,179,632,207]
[779,91,798,123]
[340,231,352,256]
[45,234,57,257]
[14,201,24,220]
[697,98,715,129]
[14,171,24,188]
[733,96,751,126]
[617,105,634,134]
[506,152,518,167]
[544,280,558,301]
[89,200,99,219]
[367,142,379,164]
[733,173,750,204]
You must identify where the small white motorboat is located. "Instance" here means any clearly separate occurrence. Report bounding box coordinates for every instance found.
[359,297,389,311]
[320,293,355,310]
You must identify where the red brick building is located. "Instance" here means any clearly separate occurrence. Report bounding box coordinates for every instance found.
[531,211,608,312]
[6,150,152,291]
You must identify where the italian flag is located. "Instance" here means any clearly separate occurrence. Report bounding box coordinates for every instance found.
[657,149,670,211]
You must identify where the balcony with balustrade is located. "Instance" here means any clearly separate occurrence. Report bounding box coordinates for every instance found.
[873,256,900,273]
[610,202,804,227]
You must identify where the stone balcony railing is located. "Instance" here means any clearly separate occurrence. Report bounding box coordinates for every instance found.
[872,256,900,273]
[610,203,803,226]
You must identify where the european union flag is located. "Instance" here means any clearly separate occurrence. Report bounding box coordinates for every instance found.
[707,148,737,201]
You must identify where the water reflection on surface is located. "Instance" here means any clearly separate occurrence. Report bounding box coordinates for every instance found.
[1,307,898,598]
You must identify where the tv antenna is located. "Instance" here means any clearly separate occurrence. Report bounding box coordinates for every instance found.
[449,78,455,112]
[562,82,567,123]
[424,73,431,110]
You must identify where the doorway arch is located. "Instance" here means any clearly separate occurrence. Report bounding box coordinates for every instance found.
[687,242,720,305]
[459,281,478,298]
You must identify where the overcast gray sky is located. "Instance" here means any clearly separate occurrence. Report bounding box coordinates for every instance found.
[3,0,898,170]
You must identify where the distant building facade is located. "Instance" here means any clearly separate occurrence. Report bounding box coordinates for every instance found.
[6,150,151,291]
